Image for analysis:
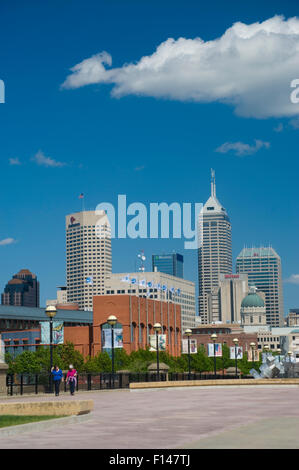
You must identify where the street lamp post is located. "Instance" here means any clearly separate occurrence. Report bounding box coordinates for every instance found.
[264,344,270,359]
[45,305,57,393]
[287,351,293,378]
[107,315,117,388]
[250,342,256,369]
[185,329,192,380]
[233,338,239,379]
[153,323,162,381]
[211,333,218,378]
[276,348,281,363]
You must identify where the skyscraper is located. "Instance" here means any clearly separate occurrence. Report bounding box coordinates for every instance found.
[152,253,184,278]
[66,210,112,311]
[1,269,40,307]
[198,170,232,324]
[236,246,284,327]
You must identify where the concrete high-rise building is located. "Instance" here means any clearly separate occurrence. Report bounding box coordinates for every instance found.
[66,210,112,311]
[104,271,196,331]
[1,269,40,308]
[219,273,248,324]
[46,286,68,307]
[236,247,284,327]
[198,170,232,324]
[152,253,184,278]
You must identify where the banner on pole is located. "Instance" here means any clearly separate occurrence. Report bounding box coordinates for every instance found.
[248,349,260,362]
[230,346,243,360]
[182,339,197,354]
[102,328,123,349]
[208,343,222,357]
[149,334,166,352]
[40,322,64,345]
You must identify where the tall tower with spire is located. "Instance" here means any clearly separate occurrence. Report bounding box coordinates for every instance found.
[198,170,232,323]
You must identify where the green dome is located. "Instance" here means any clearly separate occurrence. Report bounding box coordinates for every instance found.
[241,292,264,308]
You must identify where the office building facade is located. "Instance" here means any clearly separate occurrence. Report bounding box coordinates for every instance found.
[104,271,196,332]
[66,210,112,311]
[198,171,232,324]
[1,269,40,308]
[236,247,284,327]
[152,253,184,278]
[219,273,248,324]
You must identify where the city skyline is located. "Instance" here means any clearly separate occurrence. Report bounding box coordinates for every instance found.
[0,0,298,314]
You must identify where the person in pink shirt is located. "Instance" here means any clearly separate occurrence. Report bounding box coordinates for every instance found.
[66,364,77,395]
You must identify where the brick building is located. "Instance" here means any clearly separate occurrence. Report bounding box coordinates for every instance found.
[1,296,182,358]
[65,295,182,357]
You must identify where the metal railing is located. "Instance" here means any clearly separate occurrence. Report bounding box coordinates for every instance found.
[5,371,251,396]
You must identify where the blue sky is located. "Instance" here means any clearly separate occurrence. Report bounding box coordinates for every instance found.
[0,0,298,314]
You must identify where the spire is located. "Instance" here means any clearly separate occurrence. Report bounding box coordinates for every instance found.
[211,168,216,198]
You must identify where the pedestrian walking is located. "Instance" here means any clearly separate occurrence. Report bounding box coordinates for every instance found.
[51,365,63,396]
[66,364,77,395]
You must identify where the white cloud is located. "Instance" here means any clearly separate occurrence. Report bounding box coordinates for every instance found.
[31,150,66,168]
[9,157,21,165]
[0,238,15,246]
[274,123,284,132]
[285,274,299,285]
[215,139,270,156]
[61,15,299,119]
[290,116,299,129]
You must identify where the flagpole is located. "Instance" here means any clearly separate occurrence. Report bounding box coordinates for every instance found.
[79,193,85,212]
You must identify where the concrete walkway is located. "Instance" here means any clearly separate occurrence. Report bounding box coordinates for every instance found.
[0,385,299,448]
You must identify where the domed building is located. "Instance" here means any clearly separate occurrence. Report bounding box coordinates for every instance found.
[241,285,266,326]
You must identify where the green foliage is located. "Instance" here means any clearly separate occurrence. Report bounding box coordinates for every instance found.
[5,342,262,377]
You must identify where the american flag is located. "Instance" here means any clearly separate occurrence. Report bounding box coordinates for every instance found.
[79,193,84,199]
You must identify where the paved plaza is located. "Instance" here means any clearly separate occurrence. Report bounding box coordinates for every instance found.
[0,385,299,449]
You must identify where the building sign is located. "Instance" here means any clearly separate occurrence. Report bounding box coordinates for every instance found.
[207,343,222,357]
[182,339,197,354]
[102,328,123,349]
[224,274,240,279]
[149,334,166,352]
[230,346,243,359]
[40,322,64,345]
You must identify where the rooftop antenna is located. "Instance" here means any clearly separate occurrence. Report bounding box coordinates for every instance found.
[211,169,216,198]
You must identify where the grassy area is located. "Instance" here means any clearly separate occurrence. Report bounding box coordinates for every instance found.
[0,415,66,428]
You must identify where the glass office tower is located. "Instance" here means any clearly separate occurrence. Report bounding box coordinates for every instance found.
[236,246,284,327]
[152,253,184,278]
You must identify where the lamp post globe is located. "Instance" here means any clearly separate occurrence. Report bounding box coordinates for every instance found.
[107,315,117,326]
[153,323,162,381]
[45,305,57,319]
